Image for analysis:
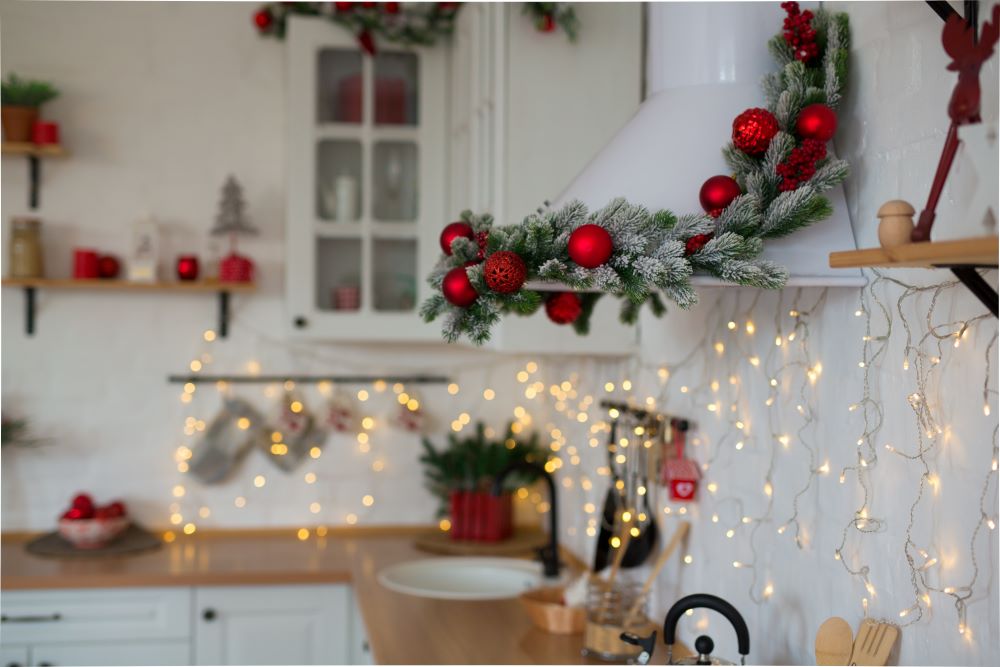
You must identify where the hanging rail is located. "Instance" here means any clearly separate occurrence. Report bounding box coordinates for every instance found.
[167,374,451,385]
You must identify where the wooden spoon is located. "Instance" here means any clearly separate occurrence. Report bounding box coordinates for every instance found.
[815,617,853,665]
[624,521,689,624]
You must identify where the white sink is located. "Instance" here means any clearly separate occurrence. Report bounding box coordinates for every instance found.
[377,557,547,600]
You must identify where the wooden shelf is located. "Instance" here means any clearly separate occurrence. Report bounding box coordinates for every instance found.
[829,236,999,269]
[1,278,255,293]
[1,142,68,157]
[2,278,255,337]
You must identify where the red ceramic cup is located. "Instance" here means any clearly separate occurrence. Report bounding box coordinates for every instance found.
[73,249,100,279]
[176,255,200,281]
[31,121,60,145]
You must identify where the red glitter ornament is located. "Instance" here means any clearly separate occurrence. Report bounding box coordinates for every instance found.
[732,108,779,157]
[442,267,478,307]
[699,175,742,217]
[440,221,475,255]
[776,138,827,191]
[475,230,489,261]
[253,8,273,31]
[545,292,582,325]
[795,103,838,142]
[567,224,613,268]
[781,2,819,64]
[483,251,527,294]
[685,234,713,256]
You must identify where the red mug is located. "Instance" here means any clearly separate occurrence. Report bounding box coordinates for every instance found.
[31,121,60,145]
[176,255,200,281]
[73,249,100,279]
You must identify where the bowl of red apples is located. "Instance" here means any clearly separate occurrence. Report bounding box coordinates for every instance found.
[58,493,129,549]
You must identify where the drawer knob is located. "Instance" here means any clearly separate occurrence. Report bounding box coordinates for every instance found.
[294,316,308,328]
[202,608,217,621]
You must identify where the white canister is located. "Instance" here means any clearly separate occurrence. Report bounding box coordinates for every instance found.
[335,174,357,222]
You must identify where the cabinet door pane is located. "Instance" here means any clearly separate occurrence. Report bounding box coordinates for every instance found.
[372,238,417,312]
[316,238,362,311]
[372,141,418,221]
[317,49,363,124]
[373,52,418,126]
[316,140,361,222]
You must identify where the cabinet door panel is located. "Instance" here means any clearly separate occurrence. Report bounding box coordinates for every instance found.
[31,641,190,666]
[0,645,28,667]
[194,584,349,665]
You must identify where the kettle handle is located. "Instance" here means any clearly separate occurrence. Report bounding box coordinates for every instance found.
[662,593,750,658]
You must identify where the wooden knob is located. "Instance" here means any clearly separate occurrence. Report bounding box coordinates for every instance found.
[877,200,915,249]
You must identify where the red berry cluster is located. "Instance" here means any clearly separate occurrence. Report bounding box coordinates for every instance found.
[776,138,827,191]
[781,2,818,64]
[685,234,713,256]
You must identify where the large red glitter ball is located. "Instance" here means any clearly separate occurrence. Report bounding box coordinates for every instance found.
[567,224,613,269]
[545,292,583,325]
[483,251,527,294]
[795,103,838,142]
[440,221,475,255]
[699,176,742,217]
[442,267,478,307]
[732,108,780,156]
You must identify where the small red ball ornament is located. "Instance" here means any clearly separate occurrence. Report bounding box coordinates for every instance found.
[685,234,713,256]
[483,251,527,294]
[539,14,556,32]
[176,255,200,282]
[795,103,838,142]
[567,224,613,268]
[440,222,475,255]
[253,9,273,30]
[97,255,121,279]
[699,175,742,217]
[442,267,478,307]
[732,108,779,156]
[545,292,583,325]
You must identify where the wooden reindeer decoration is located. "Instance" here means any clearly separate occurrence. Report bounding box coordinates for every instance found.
[912,4,1000,242]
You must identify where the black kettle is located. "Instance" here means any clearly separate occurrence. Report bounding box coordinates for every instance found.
[621,593,750,665]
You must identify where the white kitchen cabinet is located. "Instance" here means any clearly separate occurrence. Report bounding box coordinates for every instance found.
[0,645,28,667]
[286,16,447,341]
[193,584,350,665]
[30,642,191,666]
[448,3,644,354]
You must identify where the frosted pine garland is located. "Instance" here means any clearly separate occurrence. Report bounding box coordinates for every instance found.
[422,5,851,344]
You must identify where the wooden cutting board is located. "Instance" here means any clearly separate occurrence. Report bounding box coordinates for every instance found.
[413,528,547,556]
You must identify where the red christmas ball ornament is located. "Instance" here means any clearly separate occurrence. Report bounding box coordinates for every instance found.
[539,14,556,32]
[567,224,613,269]
[483,251,527,294]
[72,493,94,512]
[795,103,838,142]
[176,255,200,282]
[253,8,273,30]
[440,221,474,255]
[545,292,583,325]
[685,234,713,256]
[732,108,779,156]
[334,2,354,12]
[699,175,742,217]
[97,255,120,279]
[442,267,478,307]
[383,2,401,14]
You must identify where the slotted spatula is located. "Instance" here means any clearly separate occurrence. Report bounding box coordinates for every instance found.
[850,619,898,666]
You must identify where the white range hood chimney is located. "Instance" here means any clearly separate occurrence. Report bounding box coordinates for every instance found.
[552,2,862,286]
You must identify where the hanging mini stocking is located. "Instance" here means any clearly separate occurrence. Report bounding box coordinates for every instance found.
[324,388,359,433]
[265,391,325,473]
[390,391,426,433]
[189,397,266,484]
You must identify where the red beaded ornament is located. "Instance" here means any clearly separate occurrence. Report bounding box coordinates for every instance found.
[545,292,583,325]
[475,230,489,261]
[776,139,827,192]
[685,234,713,256]
[442,267,478,307]
[781,2,819,64]
[699,176,742,218]
[483,251,527,294]
[440,221,475,255]
[732,108,780,157]
[567,224,614,268]
[795,103,838,142]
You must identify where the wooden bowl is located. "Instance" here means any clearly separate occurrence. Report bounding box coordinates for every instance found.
[519,586,586,635]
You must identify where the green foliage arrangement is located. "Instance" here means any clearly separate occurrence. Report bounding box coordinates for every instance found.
[420,422,548,516]
[1,74,59,108]
[421,6,851,344]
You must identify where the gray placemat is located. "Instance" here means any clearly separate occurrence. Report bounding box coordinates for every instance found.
[25,523,162,558]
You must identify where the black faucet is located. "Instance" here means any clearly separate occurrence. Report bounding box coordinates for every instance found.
[491,461,561,578]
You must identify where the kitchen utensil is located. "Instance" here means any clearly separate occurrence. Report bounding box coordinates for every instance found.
[622,414,658,567]
[604,518,633,591]
[850,619,898,666]
[584,577,653,661]
[624,521,690,624]
[622,593,750,665]
[815,617,853,666]
[593,420,620,572]
[519,585,586,635]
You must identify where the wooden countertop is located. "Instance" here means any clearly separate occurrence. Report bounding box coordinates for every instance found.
[1,527,610,664]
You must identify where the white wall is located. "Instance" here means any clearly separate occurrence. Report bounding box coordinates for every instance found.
[1,2,997,666]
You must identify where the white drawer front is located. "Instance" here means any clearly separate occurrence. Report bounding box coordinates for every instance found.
[31,640,192,666]
[0,588,191,645]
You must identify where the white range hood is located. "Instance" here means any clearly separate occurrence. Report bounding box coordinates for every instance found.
[551,2,862,287]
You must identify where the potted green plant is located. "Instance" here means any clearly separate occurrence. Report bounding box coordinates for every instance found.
[421,422,548,542]
[1,74,59,143]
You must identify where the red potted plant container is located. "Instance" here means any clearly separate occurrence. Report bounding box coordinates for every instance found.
[449,489,513,542]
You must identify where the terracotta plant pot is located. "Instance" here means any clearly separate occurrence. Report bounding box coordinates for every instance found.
[1,105,39,142]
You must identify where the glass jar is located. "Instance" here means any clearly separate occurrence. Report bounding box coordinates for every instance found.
[8,217,43,278]
[582,577,650,662]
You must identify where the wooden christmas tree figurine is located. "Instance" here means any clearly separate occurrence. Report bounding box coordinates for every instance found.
[212,175,257,283]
